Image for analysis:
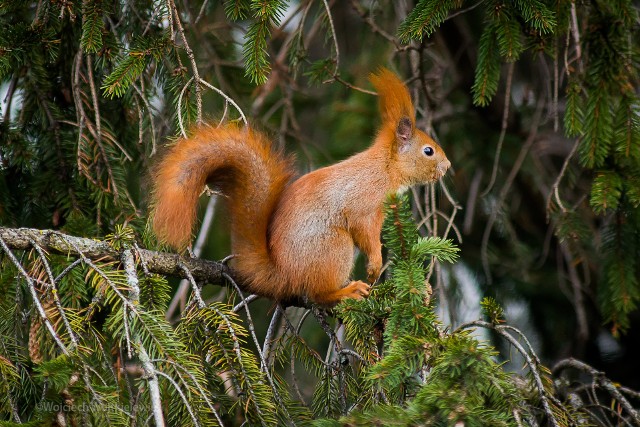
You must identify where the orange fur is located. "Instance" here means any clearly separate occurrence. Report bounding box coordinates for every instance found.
[151,68,451,305]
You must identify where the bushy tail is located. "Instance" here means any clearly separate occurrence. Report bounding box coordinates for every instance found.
[369,68,416,126]
[151,125,294,271]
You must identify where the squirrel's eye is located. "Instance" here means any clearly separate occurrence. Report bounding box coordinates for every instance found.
[423,146,434,156]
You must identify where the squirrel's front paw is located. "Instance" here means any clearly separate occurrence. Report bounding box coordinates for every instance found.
[343,280,371,300]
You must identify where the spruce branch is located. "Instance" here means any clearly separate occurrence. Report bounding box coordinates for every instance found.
[397,0,456,43]
[0,227,231,286]
[457,320,561,427]
[0,235,71,356]
[149,358,225,426]
[224,0,252,20]
[80,1,105,54]
[155,370,202,427]
[512,0,556,34]
[206,302,272,426]
[472,23,501,106]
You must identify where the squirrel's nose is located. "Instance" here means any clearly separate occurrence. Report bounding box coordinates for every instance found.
[437,159,451,177]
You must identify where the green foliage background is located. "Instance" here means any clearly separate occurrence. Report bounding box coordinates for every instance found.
[1,0,640,425]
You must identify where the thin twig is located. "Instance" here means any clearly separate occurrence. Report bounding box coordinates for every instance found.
[553,36,559,132]
[177,76,194,138]
[463,169,483,234]
[2,74,18,125]
[547,138,579,217]
[570,2,584,74]
[232,294,259,312]
[262,305,283,368]
[207,303,269,426]
[199,78,248,125]
[445,0,483,21]
[72,51,92,185]
[481,99,544,283]
[118,250,137,358]
[348,0,402,48]
[178,263,205,308]
[480,61,515,198]
[168,0,202,124]
[553,358,640,424]
[194,0,210,24]
[223,273,296,425]
[321,0,340,73]
[166,196,217,320]
[281,308,313,403]
[132,83,158,155]
[332,73,377,95]
[28,240,79,349]
[86,54,120,198]
[560,243,589,345]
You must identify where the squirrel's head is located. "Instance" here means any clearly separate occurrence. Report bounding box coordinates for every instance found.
[368,68,450,187]
[393,116,450,186]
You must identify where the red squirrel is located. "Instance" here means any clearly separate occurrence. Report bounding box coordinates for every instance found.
[151,68,450,305]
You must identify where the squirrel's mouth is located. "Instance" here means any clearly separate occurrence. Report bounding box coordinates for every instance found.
[436,159,451,178]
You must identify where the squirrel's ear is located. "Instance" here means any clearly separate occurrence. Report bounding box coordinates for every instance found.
[396,116,413,152]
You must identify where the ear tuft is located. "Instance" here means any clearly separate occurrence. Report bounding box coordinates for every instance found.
[370,68,415,126]
[396,117,413,150]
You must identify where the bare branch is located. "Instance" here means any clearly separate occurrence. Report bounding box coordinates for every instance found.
[0,227,230,286]
[138,344,167,427]
[553,358,640,424]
